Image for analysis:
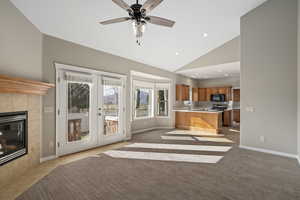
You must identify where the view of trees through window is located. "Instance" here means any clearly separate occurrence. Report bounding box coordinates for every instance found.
[67,82,90,142]
[68,83,90,113]
[135,88,152,118]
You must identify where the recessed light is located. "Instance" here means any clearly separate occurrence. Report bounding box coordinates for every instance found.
[203,33,208,37]
[175,52,179,55]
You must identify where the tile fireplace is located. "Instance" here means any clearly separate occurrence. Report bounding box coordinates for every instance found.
[0,111,28,165]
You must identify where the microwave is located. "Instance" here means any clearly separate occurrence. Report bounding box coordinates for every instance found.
[211,94,226,102]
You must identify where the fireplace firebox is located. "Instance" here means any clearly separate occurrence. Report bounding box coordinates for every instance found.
[0,111,28,166]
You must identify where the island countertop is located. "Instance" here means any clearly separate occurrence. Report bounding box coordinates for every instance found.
[172,109,223,114]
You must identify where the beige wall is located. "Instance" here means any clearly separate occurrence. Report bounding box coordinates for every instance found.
[42,35,196,157]
[177,36,240,72]
[0,0,42,81]
[198,76,240,88]
[241,0,297,155]
[298,0,300,162]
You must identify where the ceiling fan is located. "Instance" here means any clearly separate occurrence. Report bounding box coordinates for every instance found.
[100,0,175,45]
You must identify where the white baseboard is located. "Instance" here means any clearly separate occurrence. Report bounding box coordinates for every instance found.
[239,145,298,159]
[40,155,57,163]
[132,127,175,135]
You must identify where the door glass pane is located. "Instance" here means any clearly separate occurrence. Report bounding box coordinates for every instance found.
[135,88,152,118]
[157,89,168,117]
[103,83,120,136]
[67,82,90,142]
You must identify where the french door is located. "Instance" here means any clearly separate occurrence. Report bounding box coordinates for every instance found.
[56,67,126,156]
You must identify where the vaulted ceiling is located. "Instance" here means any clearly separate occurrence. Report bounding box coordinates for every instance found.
[11,0,266,71]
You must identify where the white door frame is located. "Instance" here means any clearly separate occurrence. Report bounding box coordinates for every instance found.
[55,63,127,157]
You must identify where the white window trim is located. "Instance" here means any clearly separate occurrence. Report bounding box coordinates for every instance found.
[133,80,155,120]
[132,80,171,121]
[155,83,171,118]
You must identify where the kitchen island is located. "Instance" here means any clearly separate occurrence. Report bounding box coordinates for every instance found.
[174,110,223,134]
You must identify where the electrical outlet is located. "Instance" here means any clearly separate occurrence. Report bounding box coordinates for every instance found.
[246,106,255,112]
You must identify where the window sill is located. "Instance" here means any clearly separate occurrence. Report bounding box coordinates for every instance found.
[156,116,170,119]
[133,117,155,121]
[133,116,170,121]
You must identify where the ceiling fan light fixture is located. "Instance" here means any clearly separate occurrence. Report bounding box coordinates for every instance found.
[132,21,146,45]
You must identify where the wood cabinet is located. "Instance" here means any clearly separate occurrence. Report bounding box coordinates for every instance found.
[177,85,233,102]
[223,110,232,127]
[211,88,219,94]
[233,109,240,122]
[192,88,199,101]
[233,89,240,102]
[183,85,190,100]
[198,87,232,102]
[226,87,232,101]
[176,84,190,101]
[175,111,222,133]
[206,88,212,101]
[218,87,227,94]
[198,88,207,101]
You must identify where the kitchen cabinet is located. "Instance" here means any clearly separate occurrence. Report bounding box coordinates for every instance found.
[176,84,190,101]
[175,111,222,133]
[206,88,212,101]
[211,88,219,94]
[184,85,190,100]
[192,88,199,101]
[226,87,232,101]
[198,87,232,102]
[198,88,207,101]
[233,89,240,102]
[223,110,232,126]
[233,109,240,122]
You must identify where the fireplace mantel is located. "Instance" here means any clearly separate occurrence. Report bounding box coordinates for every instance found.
[0,74,54,95]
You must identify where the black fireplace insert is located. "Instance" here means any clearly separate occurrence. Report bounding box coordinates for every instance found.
[0,111,28,166]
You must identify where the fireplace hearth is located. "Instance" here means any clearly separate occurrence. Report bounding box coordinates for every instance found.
[0,111,28,166]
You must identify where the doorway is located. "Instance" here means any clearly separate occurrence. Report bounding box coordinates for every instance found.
[56,64,126,156]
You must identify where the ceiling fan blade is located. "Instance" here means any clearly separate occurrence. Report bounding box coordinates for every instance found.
[141,0,163,13]
[147,16,175,28]
[100,17,131,25]
[112,0,132,12]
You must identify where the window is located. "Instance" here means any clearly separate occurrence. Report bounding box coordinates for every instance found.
[132,80,170,120]
[66,73,92,142]
[103,78,122,136]
[157,88,169,117]
[135,87,153,119]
